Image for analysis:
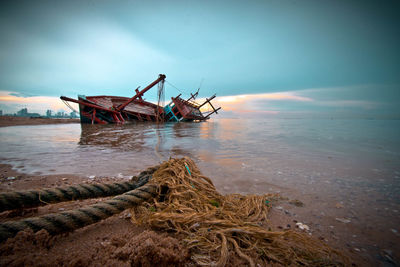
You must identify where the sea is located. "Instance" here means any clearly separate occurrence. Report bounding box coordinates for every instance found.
[0,118,399,264]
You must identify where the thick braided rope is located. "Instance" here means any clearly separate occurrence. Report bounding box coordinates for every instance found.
[0,183,158,242]
[0,167,158,212]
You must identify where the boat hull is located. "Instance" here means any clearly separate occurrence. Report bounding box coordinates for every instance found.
[78,95,160,124]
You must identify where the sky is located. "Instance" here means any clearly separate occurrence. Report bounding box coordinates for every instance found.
[0,0,399,118]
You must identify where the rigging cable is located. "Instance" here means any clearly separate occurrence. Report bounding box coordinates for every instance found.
[165,80,186,95]
[62,99,79,113]
[156,79,165,122]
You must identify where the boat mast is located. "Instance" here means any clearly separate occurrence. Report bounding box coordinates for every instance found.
[116,74,166,112]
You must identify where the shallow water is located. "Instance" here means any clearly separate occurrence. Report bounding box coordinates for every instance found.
[1,118,399,263]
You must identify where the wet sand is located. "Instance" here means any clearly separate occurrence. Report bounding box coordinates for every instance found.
[0,164,190,266]
[0,163,368,266]
[0,116,80,127]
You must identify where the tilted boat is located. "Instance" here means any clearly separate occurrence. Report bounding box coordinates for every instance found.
[60,74,220,124]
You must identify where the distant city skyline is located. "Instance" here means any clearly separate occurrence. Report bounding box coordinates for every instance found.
[0,0,399,118]
[1,106,78,118]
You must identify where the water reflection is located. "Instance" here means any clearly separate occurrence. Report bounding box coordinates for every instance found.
[79,124,149,152]
[77,122,204,169]
[172,122,201,138]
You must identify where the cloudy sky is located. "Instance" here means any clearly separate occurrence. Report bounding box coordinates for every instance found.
[0,0,399,118]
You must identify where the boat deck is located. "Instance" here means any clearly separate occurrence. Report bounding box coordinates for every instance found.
[86,96,157,116]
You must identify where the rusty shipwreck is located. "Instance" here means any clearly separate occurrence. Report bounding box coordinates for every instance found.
[60,74,220,124]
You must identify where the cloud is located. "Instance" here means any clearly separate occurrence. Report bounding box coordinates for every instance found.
[9,92,37,98]
[292,85,395,112]
[0,19,174,97]
[213,92,313,115]
[0,91,76,114]
[314,100,381,109]
[217,93,312,103]
[206,84,399,118]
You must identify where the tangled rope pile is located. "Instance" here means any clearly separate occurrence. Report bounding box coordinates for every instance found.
[132,157,348,266]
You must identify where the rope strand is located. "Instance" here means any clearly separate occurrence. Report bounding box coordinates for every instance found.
[165,80,186,95]
[0,168,154,212]
[0,184,157,242]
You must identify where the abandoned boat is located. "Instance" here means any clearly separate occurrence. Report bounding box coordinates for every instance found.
[60,74,220,124]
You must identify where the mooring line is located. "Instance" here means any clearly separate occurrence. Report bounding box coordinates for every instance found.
[0,183,158,242]
[0,167,155,212]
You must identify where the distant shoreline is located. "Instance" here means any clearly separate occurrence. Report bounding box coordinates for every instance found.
[0,116,80,127]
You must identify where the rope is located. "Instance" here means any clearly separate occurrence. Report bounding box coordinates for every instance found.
[165,80,186,95]
[62,99,79,113]
[156,79,165,123]
[0,183,157,242]
[0,167,157,212]
[131,158,349,266]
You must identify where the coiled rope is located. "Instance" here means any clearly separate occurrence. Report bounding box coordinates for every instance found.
[0,183,157,242]
[0,167,157,212]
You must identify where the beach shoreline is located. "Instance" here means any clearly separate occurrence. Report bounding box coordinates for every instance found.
[0,116,80,127]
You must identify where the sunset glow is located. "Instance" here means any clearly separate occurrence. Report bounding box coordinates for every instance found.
[217,92,312,104]
[211,92,313,115]
[0,92,77,114]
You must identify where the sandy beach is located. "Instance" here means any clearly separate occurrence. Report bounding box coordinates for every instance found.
[0,116,80,127]
[1,164,330,266]
[0,163,189,266]
[0,120,369,266]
